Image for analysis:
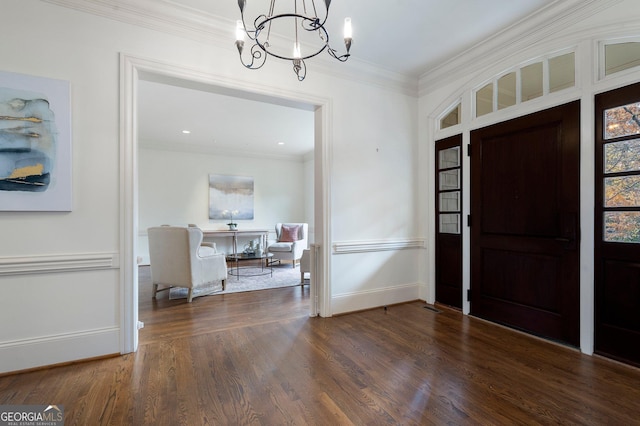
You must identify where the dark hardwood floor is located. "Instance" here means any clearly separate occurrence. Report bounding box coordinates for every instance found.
[1,270,640,425]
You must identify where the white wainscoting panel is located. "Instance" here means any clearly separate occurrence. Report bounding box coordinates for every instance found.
[0,327,120,373]
[332,283,421,315]
[330,239,424,315]
[0,253,120,374]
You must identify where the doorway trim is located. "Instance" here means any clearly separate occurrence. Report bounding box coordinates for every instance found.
[119,53,333,353]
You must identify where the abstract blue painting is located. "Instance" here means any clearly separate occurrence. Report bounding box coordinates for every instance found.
[0,70,71,211]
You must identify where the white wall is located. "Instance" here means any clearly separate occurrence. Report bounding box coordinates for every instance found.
[0,0,420,373]
[138,147,309,262]
[3,0,635,374]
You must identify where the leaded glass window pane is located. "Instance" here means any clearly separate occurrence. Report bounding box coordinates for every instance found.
[605,176,640,207]
[604,139,640,173]
[498,72,516,110]
[439,147,460,169]
[604,212,640,243]
[604,103,640,139]
[605,42,640,76]
[441,104,461,129]
[521,62,543,101]
[476,83,493,117]
[440,214,460,234]
[549,52,575,93]
[440,191,460,212]
[439,169,460,191]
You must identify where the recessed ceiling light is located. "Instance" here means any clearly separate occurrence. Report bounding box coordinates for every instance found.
[182,130,191,134]
[278,142,285,145]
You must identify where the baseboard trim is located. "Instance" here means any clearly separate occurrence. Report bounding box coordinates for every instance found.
[0,252,118,276]
[331,283,420,315]
[0,327,120,374]
[0,353,120,378]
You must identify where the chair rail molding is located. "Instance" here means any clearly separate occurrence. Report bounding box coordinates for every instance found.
[333,238,425,254]
[0,252,118,276]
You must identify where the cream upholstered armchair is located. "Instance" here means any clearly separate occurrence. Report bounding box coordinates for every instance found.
[299,248,311,284]
[148,226,227,303]
[268,223,308,268]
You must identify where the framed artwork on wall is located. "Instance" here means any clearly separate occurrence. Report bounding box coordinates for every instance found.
[0,70,72,211]
[208,174,254,221]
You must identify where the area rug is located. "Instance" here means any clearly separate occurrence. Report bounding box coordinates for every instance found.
[163,263,306,300]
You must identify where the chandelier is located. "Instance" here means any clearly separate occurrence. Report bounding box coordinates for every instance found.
[235,0,352,81]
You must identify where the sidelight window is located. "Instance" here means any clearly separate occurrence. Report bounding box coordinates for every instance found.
[601,102,640,243]
[437,145,461,234]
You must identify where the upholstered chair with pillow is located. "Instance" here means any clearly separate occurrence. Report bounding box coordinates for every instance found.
[148,226,227,303]
[267,223,308,268]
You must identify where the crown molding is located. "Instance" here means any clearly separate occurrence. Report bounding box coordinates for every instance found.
[418,0,622,96]
[42,0,232,42]
[41,0,418,96]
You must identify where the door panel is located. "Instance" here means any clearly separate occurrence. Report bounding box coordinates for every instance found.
[471,101,580,346]
[595,82,640,367]
[481,249,560,312]
[480,125,559,236]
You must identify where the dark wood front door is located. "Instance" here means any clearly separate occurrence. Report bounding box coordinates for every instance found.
[595,82,640,367]
[435,135,463,308]
[470,101,581,346]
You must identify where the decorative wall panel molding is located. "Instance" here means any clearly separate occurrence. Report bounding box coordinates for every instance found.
[333,238,425,254]
[0,252,118,276]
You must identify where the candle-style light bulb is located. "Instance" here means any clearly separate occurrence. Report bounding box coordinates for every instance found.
[235,20,245,55]
[235,20,245,42]
[343,17,352,40]
[343,17,352,54]
[293,42,301,59]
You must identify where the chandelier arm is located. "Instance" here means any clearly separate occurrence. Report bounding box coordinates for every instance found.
[238,43,268,70]
[306,0,330,28]
[235,2,349,82]
[236,14,263,42]
[293,58,307,81]
[327,47,350,62]
[252,14,330,60]
[251,14,270,40]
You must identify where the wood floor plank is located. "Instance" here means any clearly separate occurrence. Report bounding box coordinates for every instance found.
[1,271,639,424]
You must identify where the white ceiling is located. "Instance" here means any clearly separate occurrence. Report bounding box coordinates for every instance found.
[171,0,557,77]
[138,77,316,159]
[137,0,558,158]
